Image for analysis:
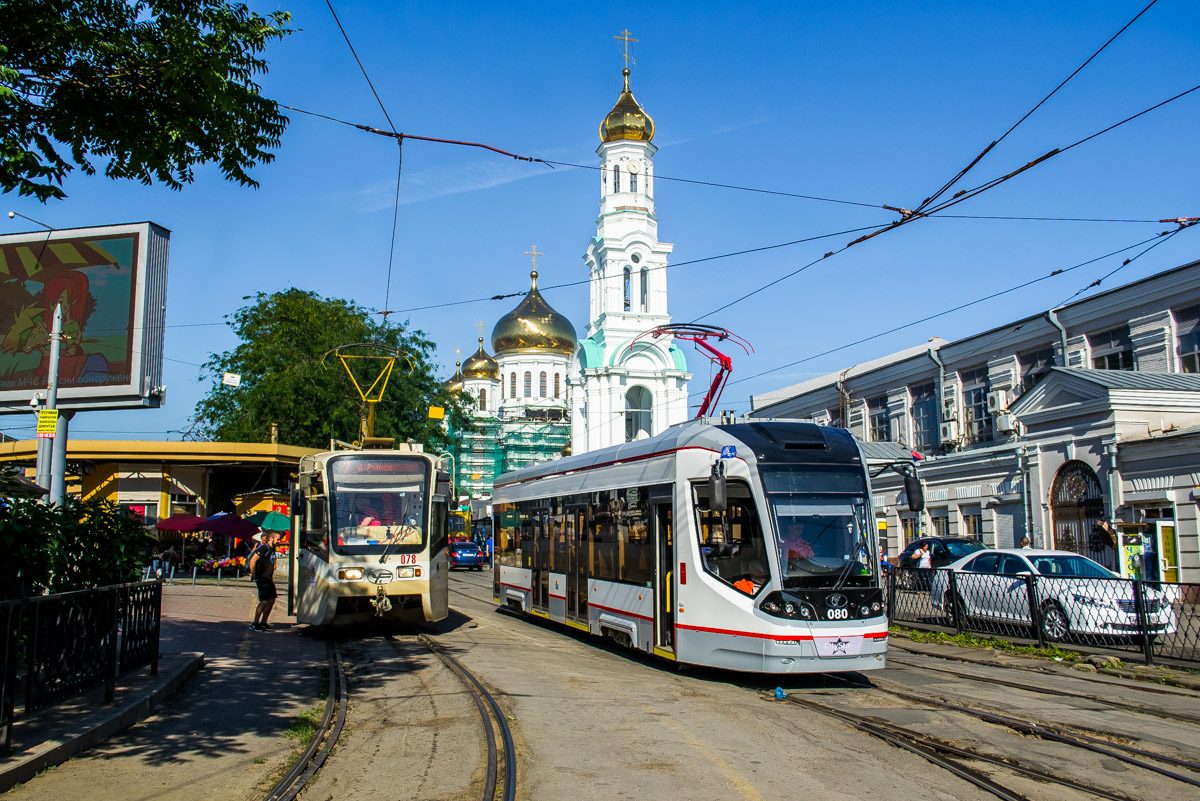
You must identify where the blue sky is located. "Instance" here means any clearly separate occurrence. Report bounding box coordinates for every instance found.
[3,0,1197,441]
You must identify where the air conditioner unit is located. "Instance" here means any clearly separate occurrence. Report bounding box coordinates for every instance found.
[996,414,1017,434]
[939,421,959,443]
[942,398,957,421]
[986,389,1009,413]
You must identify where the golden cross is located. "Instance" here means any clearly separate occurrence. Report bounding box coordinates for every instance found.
[454,346,462,362]
[525,244,543,270]
[475,320,486,340]
[615,29,638,68]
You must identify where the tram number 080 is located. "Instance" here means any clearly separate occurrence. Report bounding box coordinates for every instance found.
[827,608,850,620]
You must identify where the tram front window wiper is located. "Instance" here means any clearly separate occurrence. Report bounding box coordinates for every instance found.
[832,536,868,591]
[378,498,410,564]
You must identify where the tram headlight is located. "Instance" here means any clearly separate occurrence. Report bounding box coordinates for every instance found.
[799,606,812,619]
[338,567,364,581]
[397,566,417,579]
[860,606,871,617]
[871,602,882,613]
[783,601,797,616]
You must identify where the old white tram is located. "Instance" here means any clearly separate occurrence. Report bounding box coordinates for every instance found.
[492,419,923,673]
[288,443,451,625]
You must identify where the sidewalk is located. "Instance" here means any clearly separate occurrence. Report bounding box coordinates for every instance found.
[1,582,327,801]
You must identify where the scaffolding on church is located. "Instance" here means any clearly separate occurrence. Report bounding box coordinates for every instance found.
[499,419,570,474]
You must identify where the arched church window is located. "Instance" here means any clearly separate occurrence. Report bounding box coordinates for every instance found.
[640,267,649,311]
[623,267,631,311]
[539,372,547,398]
[524,371,532,398]
[625,386,653,442]
[630,172,637,193]
[478,388,487,411]
[554,373,561,398]
[613,165,621,193]
[510,373,516,398]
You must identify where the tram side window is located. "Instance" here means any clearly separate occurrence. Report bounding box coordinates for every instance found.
[693,482,769,595]
[302,476,329,561]
[495,504,522,568]
[587,488,653,587]
[429,500,447,556]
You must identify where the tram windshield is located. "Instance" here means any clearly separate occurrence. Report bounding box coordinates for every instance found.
[328,456,429,555]
[762,467,873,588]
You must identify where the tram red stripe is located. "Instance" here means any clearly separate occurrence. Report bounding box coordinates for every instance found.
[588,602,654,623]
[500,581,529,592]
[549,592,566,600]
[677,623,814,641]
[864,631,889,639]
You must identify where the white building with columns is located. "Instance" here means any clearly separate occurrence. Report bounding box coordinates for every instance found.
[569,66,691,453]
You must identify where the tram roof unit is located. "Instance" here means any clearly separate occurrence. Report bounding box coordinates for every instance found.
[494,418,879,495]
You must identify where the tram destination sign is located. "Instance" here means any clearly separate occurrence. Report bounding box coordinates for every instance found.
[0,222,170,413]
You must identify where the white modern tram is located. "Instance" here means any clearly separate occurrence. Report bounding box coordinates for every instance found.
[288,443,451,625]
[492,419,923,673]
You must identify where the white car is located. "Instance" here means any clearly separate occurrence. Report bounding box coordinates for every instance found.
[930,548,1177,641]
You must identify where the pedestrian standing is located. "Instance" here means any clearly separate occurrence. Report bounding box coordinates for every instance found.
[914,542,933,590]
[248,530,282,631]
[1020,536,1032,550]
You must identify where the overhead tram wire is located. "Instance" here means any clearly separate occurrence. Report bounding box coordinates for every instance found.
[913,0,1160,217]
[690,82,1200,324]
[279,104,1167,227]
[700,225,1196,398]
[323,0,405,318]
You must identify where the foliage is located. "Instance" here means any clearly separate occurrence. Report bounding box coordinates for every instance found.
[0,0,293,201]
[0,496,152,597]
[283,706,324,745]
[901,627,1086,662]
[191,288,474,450]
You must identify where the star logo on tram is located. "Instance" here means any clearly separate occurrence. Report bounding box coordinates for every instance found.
[830,637,850,655]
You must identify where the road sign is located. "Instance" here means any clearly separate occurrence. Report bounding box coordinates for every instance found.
[428,405,445,420]
[720,445,737,459]
[36,409,58,439]
[222,372,241,387]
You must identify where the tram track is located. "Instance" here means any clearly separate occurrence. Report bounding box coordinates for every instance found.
[263,643,348,801]
[885,652,1200,725]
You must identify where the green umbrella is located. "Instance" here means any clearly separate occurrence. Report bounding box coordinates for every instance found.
[247,510,290,531]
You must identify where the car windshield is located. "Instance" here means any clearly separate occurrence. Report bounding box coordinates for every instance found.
[329,456,428,555]
[946,540,987,557]
[1031,554,1115,578]
[454,543,481,552]
[762,468,872,588]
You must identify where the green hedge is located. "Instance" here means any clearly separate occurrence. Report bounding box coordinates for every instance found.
[0,497,152,598]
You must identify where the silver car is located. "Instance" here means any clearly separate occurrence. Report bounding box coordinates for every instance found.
[930,548,1177,641]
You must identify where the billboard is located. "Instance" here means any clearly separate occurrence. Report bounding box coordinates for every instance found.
[0,222,170,412]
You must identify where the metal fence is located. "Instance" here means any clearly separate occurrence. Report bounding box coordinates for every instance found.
[888,567,1200,666]
[1,581,162,753]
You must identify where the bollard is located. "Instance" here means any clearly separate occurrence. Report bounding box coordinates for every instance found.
[192,566,197,587]
[216,568,222,588]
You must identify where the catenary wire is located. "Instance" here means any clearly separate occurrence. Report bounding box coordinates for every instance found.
[914,0,1160,214]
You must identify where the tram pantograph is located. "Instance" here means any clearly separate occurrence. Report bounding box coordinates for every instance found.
[492,419,923,673]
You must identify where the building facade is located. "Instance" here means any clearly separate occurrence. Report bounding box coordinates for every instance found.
[750,259,1200,582]
[445,63,691,498]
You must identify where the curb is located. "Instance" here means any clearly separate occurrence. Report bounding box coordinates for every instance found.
[0,653,205,794]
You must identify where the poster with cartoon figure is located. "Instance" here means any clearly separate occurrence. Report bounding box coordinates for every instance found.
[0,223,169,411]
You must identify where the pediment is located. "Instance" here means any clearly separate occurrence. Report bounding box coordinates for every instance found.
[1041,388,1092,408]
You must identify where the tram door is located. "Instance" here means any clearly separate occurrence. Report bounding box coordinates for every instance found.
[565,505,587,621]
[653,501,675,651]
[534,509,550,611]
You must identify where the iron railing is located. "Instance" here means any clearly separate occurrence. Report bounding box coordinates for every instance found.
[888,567,1199,665]
[0,581,162,753]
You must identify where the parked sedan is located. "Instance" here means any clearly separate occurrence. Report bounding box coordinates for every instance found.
[450,541,487,571]
[930,548,1177,641]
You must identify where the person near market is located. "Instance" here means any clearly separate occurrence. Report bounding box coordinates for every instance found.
[248,530,283,631]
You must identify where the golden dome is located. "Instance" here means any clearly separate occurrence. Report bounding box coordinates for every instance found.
[491,271,577,355]
[599,68,654,143]
[462,337,500,381]
[443,361,464,393]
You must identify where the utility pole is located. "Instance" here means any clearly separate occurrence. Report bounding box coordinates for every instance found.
[34,303,63,498]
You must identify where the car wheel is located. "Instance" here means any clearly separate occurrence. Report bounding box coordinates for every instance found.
[943,590,966,627]
[1041,601,1070,642]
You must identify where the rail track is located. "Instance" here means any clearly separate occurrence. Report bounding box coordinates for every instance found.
[260,631,515,801]
[885,652,1200,725]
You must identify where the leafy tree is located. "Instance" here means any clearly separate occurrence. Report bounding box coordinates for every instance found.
[191,289,473,450]
[1,496,151,597]
[0,0,293,201]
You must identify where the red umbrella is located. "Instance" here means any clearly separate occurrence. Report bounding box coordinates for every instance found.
[155,514,207,532]
[202,513,260,538]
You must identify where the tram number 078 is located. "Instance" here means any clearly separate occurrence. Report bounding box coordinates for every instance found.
[827,608,850,620]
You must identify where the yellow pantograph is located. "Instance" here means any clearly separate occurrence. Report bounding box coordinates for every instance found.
[322,344,413,439]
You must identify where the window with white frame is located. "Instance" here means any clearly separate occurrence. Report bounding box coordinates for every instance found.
[929,509,949,537]
[523,371,532,398]
[1089,326,1134,370]
[909,382,938,454]
[478,389,487,411]
[554,373,561,398]
[539,372,547,398]
[612,164,621,193]
[867,395,890,442]
[1176,305,1200,373]
[961,504,983,540]
[959,366,992,445]
[509,373,516,398]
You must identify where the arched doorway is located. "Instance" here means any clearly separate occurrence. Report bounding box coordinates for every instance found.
[1049,460,1113,569]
